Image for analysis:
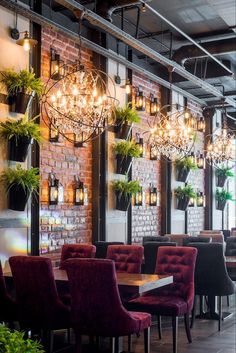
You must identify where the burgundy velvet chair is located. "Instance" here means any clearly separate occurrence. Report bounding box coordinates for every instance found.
[0,261,17,324]
[127,246,198,353]
[59,243,96,269]
[106,245,144,274]
[9,256,70,353]
[65,258,151,353]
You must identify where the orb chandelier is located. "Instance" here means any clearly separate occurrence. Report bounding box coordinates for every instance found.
[41,63,118,144]
[206,127,236,169]
[147,104,196,161]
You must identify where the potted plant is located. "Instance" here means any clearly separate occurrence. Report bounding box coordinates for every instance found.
[215,167,234,187]
[0,68,43,114]
[0,325,44,352]
[114,140,141,175]
[175,156,198,182]
[0,164,39,211]
[112,179,141,211]
[0,116,41,162]
[115,104,141,140]
[174,185,197,211]
[216,188,234,211]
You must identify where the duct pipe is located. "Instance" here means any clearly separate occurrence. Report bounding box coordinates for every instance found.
[173,38,236,66]
[142,1,234,76]
[0,0,205,105]
[96,0,139,22]
[54,0,236,108]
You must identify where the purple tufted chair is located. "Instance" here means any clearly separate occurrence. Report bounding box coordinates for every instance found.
[0,260,17,324]
[59,244,96,269]
[106,245,144,274]
[127,246,197,353]
[9,256,70,353]
[65,258,151,353]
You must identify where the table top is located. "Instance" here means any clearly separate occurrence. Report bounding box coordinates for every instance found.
[4,268,173,295]
[225,256,236,268]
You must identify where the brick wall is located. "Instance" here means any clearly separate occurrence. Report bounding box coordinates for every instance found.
[40,28,93,253]
[131,73,161,243]
[186,100,205,235]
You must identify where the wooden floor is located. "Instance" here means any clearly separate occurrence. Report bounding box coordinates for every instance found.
[54,295,236,353]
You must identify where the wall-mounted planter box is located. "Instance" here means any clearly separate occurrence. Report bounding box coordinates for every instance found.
[9,92,32,115]
[8,136,32,162]
[176,166,190,182]
[8,184,29,211]
[115,122,132,140]
[176,196,190,211]
[116,155,132,175]
[116,192,131,211]
[216,200,227,211]
[216,175,227,188]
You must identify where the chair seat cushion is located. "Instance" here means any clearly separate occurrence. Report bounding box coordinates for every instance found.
[0,295,18,322]
[128,295,188,316]
[129,311,151,332]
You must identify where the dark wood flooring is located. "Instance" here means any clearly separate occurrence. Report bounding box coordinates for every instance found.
[54,295,236,353]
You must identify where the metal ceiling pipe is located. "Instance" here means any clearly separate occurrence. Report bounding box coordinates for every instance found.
[0,0,205,105]
[142,1,234,77]
[54,0,236,108]
[96,0,139,22]
[173,38,236,66]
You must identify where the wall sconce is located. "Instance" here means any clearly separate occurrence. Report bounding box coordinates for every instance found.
[150,94,159,116]
[188,197,195,207]
[188,152,196,165]
[150,144,159,160]
[136,133,145,157]
[184,109,197,130]
[50,48,65,80]
[134,187,143,206]
[74,133,84,148]
[11,29,38,51]
[149,185,157,206]
[120,78,132,95]
[135,88,146,111]
[197,117,205,132]
[197,191,205,207]
[74,177,88,206]
[49,122,59,143]
[49,173,63,205]
[196,152,205,169]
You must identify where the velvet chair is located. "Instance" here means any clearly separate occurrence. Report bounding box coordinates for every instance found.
[143,241,176,274]
[183,236,211,246]
[94,241,124,259]
[127,246,198,353]
[59,243,96,269]
[106,245,144,274]
[225,237,236,256]
[0,261,17,324]
[65,258,151,353]
[165,234,190,246]
[190,243,235,331]
[199,232,224,244]
[9,256,70,353]
[142,236,170,245]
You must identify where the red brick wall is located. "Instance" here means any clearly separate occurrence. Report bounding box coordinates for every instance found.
[131,73,161,243]
[40,28,93,253]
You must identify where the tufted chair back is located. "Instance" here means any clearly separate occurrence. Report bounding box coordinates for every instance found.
[60,244,96,269]
[183,236,212,246]
[155,246,197,310]
[65,258,151,337]
[142,236,170,245]
[165,234,190,246]
[225,237,236,256]
[94,241,124,259]
[107,245,144,273]
[143,241,177,274]
[9,256,70,330]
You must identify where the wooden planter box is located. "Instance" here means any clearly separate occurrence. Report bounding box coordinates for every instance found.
[116,192,131,211]
[8,136,32,162]
[176,195,190,211]
[116,154,132,175]
[216,175,227,188]
[176,166,190,182]
[216,200,227,211]
[9,92,32,114]
[115,122,132,140]
[8,184,29,211]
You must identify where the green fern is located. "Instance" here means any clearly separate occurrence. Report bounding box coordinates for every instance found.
[114,140,141,158]
[115,104,141,124]
[0,116,41,143]
[113,179,141,197]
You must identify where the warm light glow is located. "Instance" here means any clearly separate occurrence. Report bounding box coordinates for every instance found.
[23,38,30,51]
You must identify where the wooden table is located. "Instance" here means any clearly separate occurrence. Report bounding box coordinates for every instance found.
[53,268,173,294]
[225,256,236,269]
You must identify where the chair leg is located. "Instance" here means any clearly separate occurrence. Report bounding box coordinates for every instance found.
[75,334,82,353]
[172,316,178,353]
[227,295,230,307]
[184,313,192,343]
[218,296,222,331]
[199,295,204,315]
[67,328,70,344]
[111,337,119,353]
[190,296,196,329]
[128,334,132,352]
[157,315,162,339]
[144,327,150,353]
[42,330,54,353]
